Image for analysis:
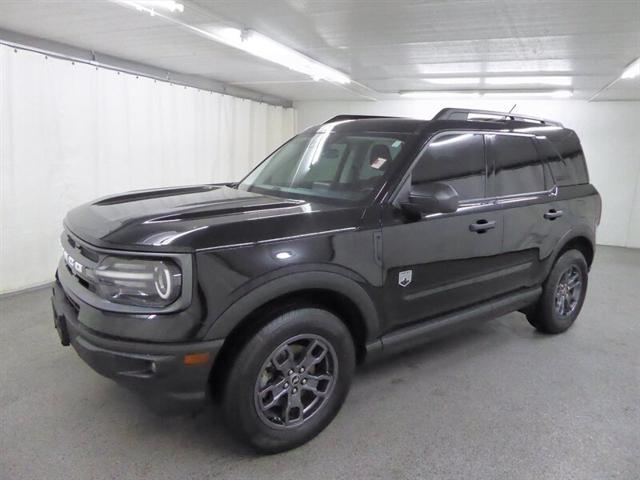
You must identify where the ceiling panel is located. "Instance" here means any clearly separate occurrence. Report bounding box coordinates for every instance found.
[0,0,302,84]
[364,75,613,95]
[229,80,365,101]
[0,0,638,101]
[594,77,640,101]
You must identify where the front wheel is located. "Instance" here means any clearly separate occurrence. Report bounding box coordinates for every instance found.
[526,249,588,334]
[222,307,355,453]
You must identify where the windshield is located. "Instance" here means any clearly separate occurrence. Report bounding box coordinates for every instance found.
[238,128,411,204]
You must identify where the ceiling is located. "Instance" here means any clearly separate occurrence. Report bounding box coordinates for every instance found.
[0,0,638,102]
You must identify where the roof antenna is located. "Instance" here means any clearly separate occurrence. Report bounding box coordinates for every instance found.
[508,103,517,113]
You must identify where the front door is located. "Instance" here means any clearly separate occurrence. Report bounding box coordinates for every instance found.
[381,132,503,331]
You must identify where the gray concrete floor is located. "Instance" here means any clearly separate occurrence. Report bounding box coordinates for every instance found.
[1,245,638,480]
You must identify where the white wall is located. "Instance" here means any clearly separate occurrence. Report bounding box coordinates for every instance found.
[0,45,296,293]
[295,99,640,249]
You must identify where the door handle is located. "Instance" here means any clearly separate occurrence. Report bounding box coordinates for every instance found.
[469,219,496,233]
[544,209,564,220]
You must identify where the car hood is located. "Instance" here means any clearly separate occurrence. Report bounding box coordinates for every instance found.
[64,184,361,251]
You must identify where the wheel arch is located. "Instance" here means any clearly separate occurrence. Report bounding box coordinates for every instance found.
[202,270,380,340]
[556,234,595,269]
[203,271,380,396]
[206,282,378,399]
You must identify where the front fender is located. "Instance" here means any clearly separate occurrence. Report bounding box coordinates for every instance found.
[198,268,381,342]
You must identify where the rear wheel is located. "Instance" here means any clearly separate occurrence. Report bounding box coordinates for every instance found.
[526,249,588,334]
[222,307,355,453]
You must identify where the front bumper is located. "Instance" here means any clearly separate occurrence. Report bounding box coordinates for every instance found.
[51,279,223,414]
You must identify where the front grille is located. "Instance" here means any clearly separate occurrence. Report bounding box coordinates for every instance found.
[66,234,99,262]
[79,244,99,262]
[62,230,102,295]
[65,263,91,290]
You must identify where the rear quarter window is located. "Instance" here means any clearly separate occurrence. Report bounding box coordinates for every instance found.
[541,130,589,186]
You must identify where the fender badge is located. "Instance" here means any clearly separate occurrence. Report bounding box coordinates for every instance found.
[398,270,412,287]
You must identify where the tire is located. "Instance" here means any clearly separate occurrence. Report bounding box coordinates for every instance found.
[221,307,356,453]
[526,249,588,334]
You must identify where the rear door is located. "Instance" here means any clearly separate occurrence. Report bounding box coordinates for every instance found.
[381,132,504,331]
[486,133,560,290]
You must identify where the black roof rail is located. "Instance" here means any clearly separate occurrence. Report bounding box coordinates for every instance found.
[432,108,563,127]
[323,114,397,124]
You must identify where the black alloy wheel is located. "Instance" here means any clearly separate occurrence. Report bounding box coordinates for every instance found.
[254,334,338,428]
[222,307,355,453]
[554,265,583,317]
[526,249,588,334]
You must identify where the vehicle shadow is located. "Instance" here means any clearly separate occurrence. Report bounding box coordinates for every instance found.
[93,311,540,459]
[95,383,256,457]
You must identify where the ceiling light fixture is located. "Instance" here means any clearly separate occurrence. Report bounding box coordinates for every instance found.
[484,76,572,87]
[112,1,351,85]
[482,90,573,98]
[399,91,482,98]
[130,0,184,14]
[620,57,640,79]
[215,28,350,84]
[399,89,573,99]
[422,77,481,85]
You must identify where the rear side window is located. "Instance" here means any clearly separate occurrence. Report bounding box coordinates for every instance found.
[412,133,486,200]
[545,131,589,186]
[488,135,545,196]
[536,139,570,186]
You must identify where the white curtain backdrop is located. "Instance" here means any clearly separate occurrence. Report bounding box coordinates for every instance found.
[0,45,297,293]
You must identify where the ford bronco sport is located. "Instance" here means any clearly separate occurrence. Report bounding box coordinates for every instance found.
[52,108,601,452]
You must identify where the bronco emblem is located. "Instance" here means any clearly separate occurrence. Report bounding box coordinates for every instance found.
[398,270,412,287]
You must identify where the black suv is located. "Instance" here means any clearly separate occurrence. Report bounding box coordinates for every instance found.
[52,108,601,452]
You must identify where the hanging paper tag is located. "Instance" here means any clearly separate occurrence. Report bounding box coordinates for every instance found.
[371,157,387,169]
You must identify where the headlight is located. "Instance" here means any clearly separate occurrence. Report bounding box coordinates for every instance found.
[92,256,182,308]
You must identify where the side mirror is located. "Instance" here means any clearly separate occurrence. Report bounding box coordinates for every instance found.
[401,182,459,216]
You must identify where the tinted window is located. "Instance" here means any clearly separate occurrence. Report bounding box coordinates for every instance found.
[412,133,485,200]
[489,135,545,196]
[536,138,569,186]
[546,131,589,185]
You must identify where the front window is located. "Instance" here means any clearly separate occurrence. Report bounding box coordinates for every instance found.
[238,127,411,203]
[411,133,486,201]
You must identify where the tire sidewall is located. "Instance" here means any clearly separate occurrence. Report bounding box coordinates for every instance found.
[223,307,355,453]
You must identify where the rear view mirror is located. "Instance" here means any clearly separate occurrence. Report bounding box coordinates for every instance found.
[401,182,459,216]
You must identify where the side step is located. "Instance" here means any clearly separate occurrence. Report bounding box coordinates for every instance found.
[378,286,542,358]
